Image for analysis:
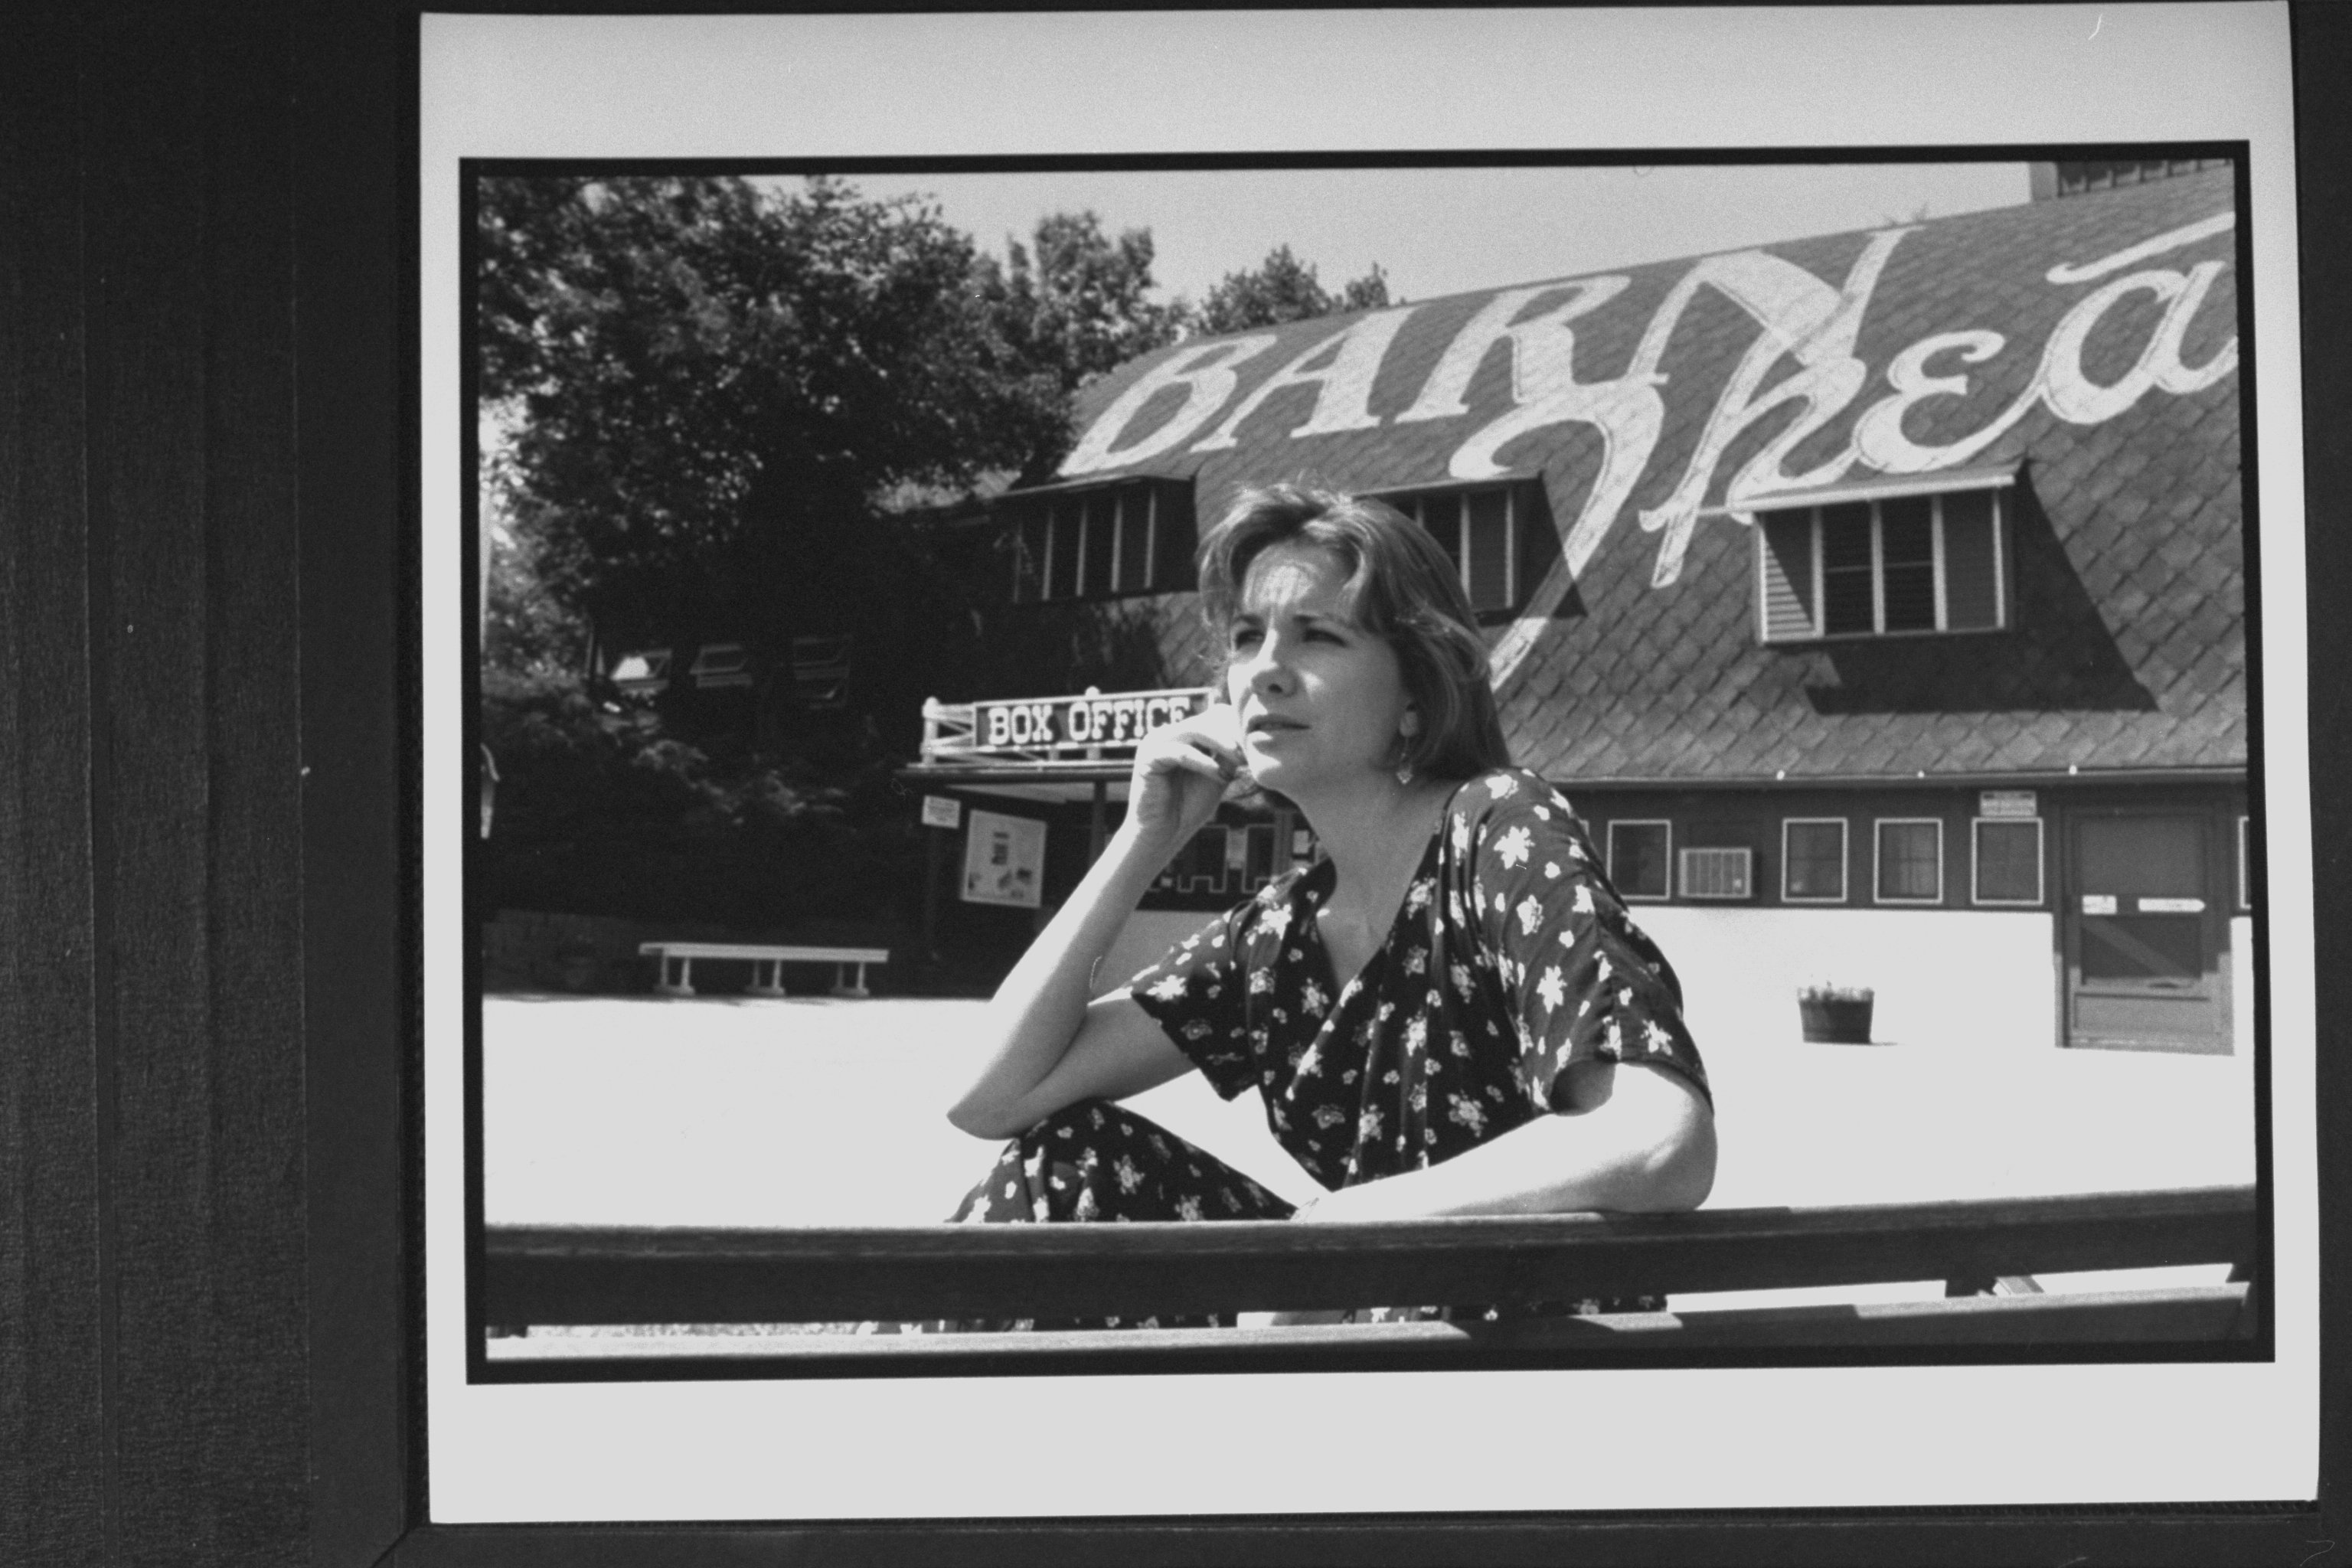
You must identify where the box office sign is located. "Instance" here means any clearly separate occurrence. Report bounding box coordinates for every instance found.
[972,687,1212,755]
[962,809,1047,909]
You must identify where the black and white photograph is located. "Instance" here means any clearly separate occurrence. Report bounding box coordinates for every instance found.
[13,3,2347,1562]
[474,156,2256,1333]
[416,5,2320,1530]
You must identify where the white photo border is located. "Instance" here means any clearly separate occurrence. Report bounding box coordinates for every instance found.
[421,4,2314,1524]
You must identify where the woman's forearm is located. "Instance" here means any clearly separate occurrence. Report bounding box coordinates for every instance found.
[943,821,1179,1135]
[1307,1068,1716,1221]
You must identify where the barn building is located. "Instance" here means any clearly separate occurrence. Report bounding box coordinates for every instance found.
[903,160,2252,1057]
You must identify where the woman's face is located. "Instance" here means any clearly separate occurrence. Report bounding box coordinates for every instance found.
[1225,540,1416,802]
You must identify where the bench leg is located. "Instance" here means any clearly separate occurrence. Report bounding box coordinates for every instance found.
[831,962,871,1000]
[658,956,696,997]
[750,959,788,998]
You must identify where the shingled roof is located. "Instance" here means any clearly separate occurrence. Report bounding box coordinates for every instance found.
[1051,167,2244,786]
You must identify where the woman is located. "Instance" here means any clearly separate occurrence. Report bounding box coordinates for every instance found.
[941,484,1713,1328]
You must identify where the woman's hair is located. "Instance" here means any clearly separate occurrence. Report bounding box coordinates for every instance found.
[1196,482,1513,782]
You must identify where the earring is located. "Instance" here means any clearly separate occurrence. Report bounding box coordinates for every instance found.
[1395,756,1416,787]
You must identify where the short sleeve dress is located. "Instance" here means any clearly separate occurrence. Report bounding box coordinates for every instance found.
[1128,766,1709,1194]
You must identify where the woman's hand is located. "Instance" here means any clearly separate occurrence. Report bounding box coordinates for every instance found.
[1122,703,1247,858]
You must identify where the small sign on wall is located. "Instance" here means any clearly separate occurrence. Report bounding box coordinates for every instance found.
[1980,789,2038,818]
[962,809,1045,908]
[2081,894,2118,915]
[920,794,962,830]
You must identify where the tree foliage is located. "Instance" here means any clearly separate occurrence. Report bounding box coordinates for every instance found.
[479,175,1069,645]
[1191,245,1393,335]
[977,210,1187,422]
[475,175,1389,933]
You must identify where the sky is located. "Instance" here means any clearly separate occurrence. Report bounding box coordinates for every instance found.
[781,162,2034,309]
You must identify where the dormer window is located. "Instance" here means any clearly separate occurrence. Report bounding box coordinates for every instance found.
[789,635,851,707]
[1753,466,2014,645]
[608,648,672,697]
[1372,477,1545,619]
[1004,477,1195,605]
[688,642,753,690]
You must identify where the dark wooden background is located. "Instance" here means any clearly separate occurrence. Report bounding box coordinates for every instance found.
[0,3,2342,1563]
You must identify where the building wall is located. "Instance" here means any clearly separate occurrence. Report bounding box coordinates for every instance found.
[1109,906,2265,1063]
[1638,905,2057,1055]
[1096,851,2263,1059]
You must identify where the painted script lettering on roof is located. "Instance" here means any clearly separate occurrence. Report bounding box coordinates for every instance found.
[1058,181,2239,680]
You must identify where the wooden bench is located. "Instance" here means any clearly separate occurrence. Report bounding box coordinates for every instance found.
[636,941,889,998]
[480,1184,2257,1366]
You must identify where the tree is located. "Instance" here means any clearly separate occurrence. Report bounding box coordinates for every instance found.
[477,175,1085,928]
[977,210,1187,438]
[478,174,1068,648]
[1191,245,1393,335]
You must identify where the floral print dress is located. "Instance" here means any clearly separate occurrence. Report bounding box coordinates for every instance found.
[932,768,1710,1330]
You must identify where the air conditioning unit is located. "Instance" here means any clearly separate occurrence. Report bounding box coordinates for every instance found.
[1679,846,1753,900]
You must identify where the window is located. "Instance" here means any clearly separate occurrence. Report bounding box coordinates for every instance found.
[1679,847,1752,900]
[1971,818,2043,905]
[609,647,671,697]
[2052,157,2232,198]
[790,635,851,707]
[1008,479,1195,604]
[1781,819,1847,903]
[1875,818,1945,904]
[1607,820,1671,901]
[1379,483,1524,615]
[1756,477,2009,643]
[1242,822,1278,890]
[1168,825,1229,894]
[688,642,753,690]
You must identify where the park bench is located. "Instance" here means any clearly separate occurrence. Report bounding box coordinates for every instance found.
[637,940,889,998]
[480,1183,2257,1368]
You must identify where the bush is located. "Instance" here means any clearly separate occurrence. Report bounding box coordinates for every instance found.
[481,667,917,929]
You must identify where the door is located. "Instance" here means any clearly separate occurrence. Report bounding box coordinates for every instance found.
[2065,813,2226,1053]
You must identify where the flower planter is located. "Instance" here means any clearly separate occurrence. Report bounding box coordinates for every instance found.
[1798,994,1875,1044]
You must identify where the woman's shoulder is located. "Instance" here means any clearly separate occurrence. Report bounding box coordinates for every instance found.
[1229,855,1325,938]
[1445,767,1583,831]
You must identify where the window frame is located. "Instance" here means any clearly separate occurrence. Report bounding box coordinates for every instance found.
[1969,815,2046,907]
[2239,814,2251,911]
[1174,824,1230,894]
[1780,817,1850,904]
[608,646,673,697]
[1873,817,1946,906]
[789,634,851,707]
[1753,471,2014,645]
[1678,845,1754,900]
[1370,479,1529,618]
[687,640,753,690]
[1606,818,1674,903]
[1242,822,1279,890]
[1005,478,1191,606]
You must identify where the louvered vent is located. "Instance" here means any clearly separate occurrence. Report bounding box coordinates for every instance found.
[1679,846,1753,900]
[1758,511,1815,642]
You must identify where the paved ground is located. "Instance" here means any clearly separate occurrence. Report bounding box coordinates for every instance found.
[482,992,2259,1305]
